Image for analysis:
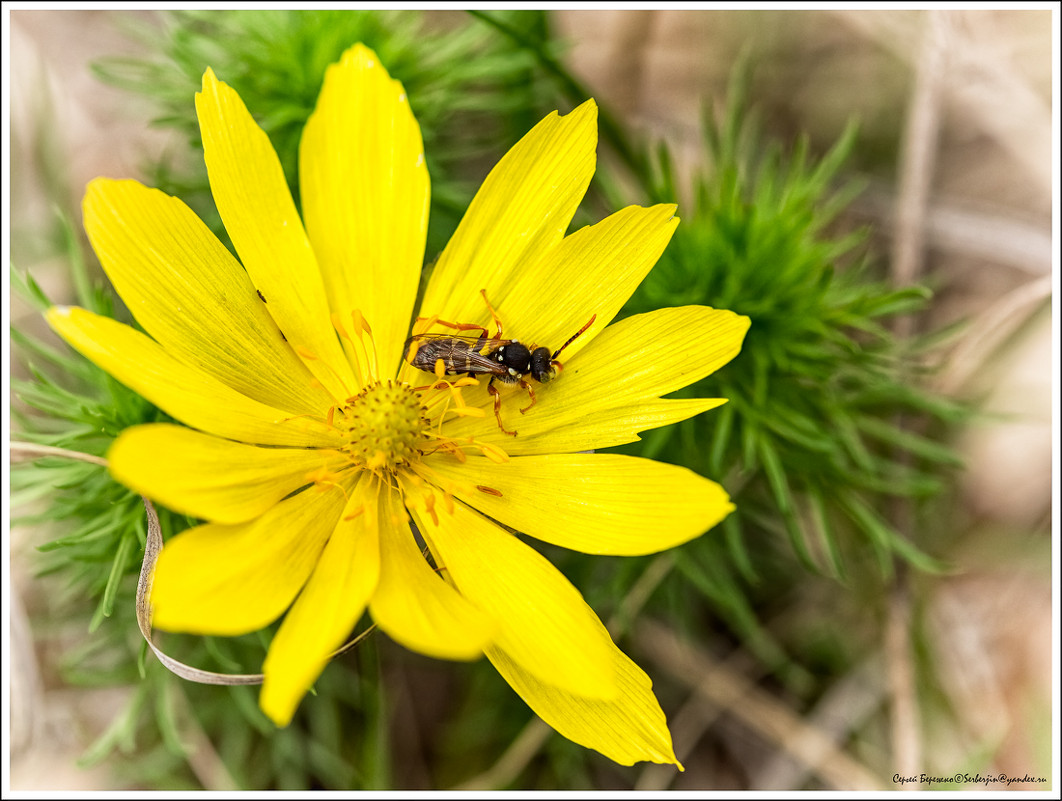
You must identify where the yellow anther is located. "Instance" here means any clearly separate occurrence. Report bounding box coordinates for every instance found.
[423,493,439,526]
[306,466,342,485]
[350,309,373,337]
[413,314,440,336]
[478,442,510,463]
[305,467,351,501]
[343,505,366,522]
[331,312,350,340]
[452,406,486,418]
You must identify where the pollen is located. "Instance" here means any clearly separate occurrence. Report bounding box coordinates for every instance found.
[332,380,428,475]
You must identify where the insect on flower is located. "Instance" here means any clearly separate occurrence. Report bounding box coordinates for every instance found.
[406,290,595,436]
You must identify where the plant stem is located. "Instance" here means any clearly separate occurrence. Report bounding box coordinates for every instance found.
[467,10,648,182]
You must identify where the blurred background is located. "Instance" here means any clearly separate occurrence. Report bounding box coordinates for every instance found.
[8,8,1055,791]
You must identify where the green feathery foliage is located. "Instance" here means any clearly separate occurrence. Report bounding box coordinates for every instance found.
[92,8,550,258]
[601,71,968,703]
[622,71,965,581]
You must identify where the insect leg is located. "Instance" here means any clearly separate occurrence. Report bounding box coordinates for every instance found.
[487,377,517,437]
[518,379,537,414]
[479,289,505,341]
[415,317,490,340]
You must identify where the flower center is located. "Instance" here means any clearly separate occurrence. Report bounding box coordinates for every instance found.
[334,380,428,474]
[300,309,511,510]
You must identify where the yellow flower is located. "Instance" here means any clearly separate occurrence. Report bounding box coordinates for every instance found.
[46,44,749,768]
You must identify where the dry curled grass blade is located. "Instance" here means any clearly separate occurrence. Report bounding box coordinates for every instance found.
[135,496,265,686]
[12,442,372,685]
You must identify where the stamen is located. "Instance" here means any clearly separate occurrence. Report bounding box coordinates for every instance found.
[280,411,335,431]
[450,406,486,418]
[476,485,503,497]
[478,442,510,463]
[415,375,486,421]
[331,312,365,389]
[295,345,353,400]
[423,492,439,526]
[401,464,475,523]
[331,308,382,391]
[351,309,373,337]
[331,312,350,340]
[306,466,352,502]
[417,431,510,464]
[412,314,440,336]
[349,309,379,380]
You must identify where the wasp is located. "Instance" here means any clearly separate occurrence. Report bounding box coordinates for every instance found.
[405,290,595,436]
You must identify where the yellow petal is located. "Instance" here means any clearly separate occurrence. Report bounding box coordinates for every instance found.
[150,484,350,635]
[368,486,495,660]
[402,205,678,389]
[109,423,350,525]
[46,306,341,448]
[427,452,733,555]
[487,642,680,768]
[493,203,679,360]
[82,178,335,415]
[197,68,356,399]
[301,44,429,380]
[260,478,380,726]
[438,305,750,454]
[506,398,727,454]
[417,100,597,330]
[409,491,617,699]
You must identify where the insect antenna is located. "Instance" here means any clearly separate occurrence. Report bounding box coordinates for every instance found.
[551,314,597,360]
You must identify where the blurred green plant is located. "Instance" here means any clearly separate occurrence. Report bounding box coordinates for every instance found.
[627,90,962,569]
[624,73,966,584]
[92,8,551,258]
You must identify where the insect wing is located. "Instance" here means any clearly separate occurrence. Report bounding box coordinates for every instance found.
[405,334,507,376]
[453,347,507,374]
[405,333,482,366]
[406,332,513,347]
